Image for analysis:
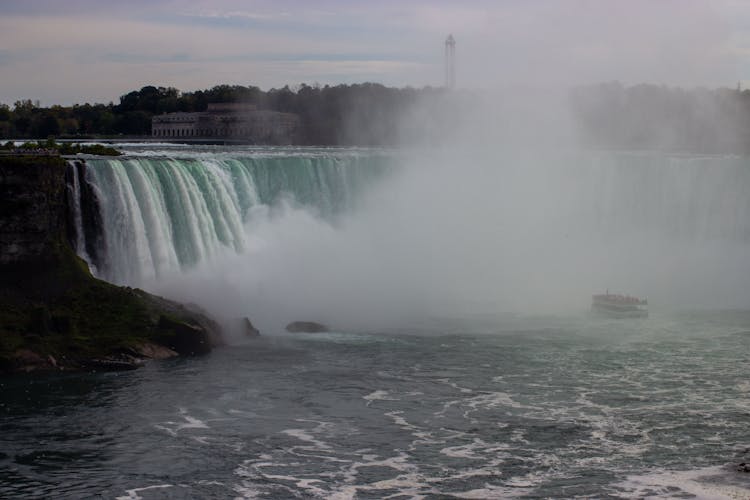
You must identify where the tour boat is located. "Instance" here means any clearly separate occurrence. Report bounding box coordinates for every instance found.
[591,291,648,318]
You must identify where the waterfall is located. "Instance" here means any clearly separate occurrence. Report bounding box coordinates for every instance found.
[66,161,87,260]
[65,147,750,315]
[574,152,750,243]
[67,152,391,285]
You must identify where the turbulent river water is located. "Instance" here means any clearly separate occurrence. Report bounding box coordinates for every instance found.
[2,313,750,498]
[2,144,750,498]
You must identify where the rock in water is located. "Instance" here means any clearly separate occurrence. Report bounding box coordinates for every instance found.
[285,321,328,333]
[131,342,179,360]
[156,315,213,356]
[10,349,53,372]
[243,317,260,337]
[83,356,145,372]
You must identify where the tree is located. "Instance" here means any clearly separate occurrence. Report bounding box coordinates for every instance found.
[32,113,61,138]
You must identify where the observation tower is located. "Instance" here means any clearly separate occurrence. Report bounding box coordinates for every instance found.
[445,34,456,89]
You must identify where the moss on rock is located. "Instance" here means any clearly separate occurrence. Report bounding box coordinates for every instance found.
[0,155,222,374]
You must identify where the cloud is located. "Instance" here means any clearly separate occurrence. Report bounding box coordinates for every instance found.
[0,50,21,66]
[0,0,747,104]
[101,52,193,64]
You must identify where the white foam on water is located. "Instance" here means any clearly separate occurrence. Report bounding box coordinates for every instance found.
[437,378,474,393]
[503,471,547,489]
[354,474,431,498]
[363,389,398,406]
[153,408,210,436]
[451,485,529,499]
[235,448,428,499]
[440,438,511,460]
[617,466,750,499]
[385,410,420,431]
[404,391,425,397]
[510,429,530,444]
[260,474,329,496]
[436,391,529,422]
[233,462,301,498]
[281,428,332,451]
[115,484,173,500]
[347,451,415,475]
[232,483,263,499]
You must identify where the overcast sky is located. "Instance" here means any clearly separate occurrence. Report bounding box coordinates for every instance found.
[1,0,749,105]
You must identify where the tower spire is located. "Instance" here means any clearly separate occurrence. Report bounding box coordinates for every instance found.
[445,34,456,89]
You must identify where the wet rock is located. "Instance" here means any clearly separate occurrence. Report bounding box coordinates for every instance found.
[130,342,179,360]
[82,355,144,372]
[13,349,44,364]
[285,321,328,333]
[11,349,48,371]
[738,462,750,473]
[243,317,260,337]
[156,315,213,355]
[146,294,224,348]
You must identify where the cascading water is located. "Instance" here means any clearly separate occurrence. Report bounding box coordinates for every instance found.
[574,152,750,242]
[65,160,88,263]
[67,145,750,328]
[68,149,392,286]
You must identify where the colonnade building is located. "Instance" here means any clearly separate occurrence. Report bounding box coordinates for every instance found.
[152,103,300,144]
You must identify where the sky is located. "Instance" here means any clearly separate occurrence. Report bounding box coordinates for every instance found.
[1,0,750,105]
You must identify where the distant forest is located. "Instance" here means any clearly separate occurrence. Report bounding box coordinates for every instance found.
[2,82,750,152]
[0,83,442,146]
[569,82,750,153]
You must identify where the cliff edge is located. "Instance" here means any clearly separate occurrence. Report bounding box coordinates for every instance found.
[0,155,223,373]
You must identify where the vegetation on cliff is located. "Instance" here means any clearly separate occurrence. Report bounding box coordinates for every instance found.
[1,139,121,156]
[0,155,221,374]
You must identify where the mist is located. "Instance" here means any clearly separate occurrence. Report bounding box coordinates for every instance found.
[72,0,750,335]
[133,87,750,337]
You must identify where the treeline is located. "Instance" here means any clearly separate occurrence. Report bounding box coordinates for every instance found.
[2,81,750,152]
[0,139,121,156]
[0,83,446,145]
[570,82,750,153]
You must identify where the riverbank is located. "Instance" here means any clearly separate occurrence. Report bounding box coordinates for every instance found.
[0,154,223,374]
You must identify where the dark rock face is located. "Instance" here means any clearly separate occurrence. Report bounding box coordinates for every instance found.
[285,321,328,333]
[156,315,213,356]
[147,288,224,350]
[0,156,66,265]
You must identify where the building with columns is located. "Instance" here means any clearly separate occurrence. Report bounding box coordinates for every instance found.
[152,103,300,144]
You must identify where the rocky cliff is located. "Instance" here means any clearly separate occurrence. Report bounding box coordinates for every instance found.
[0,155,223,373]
